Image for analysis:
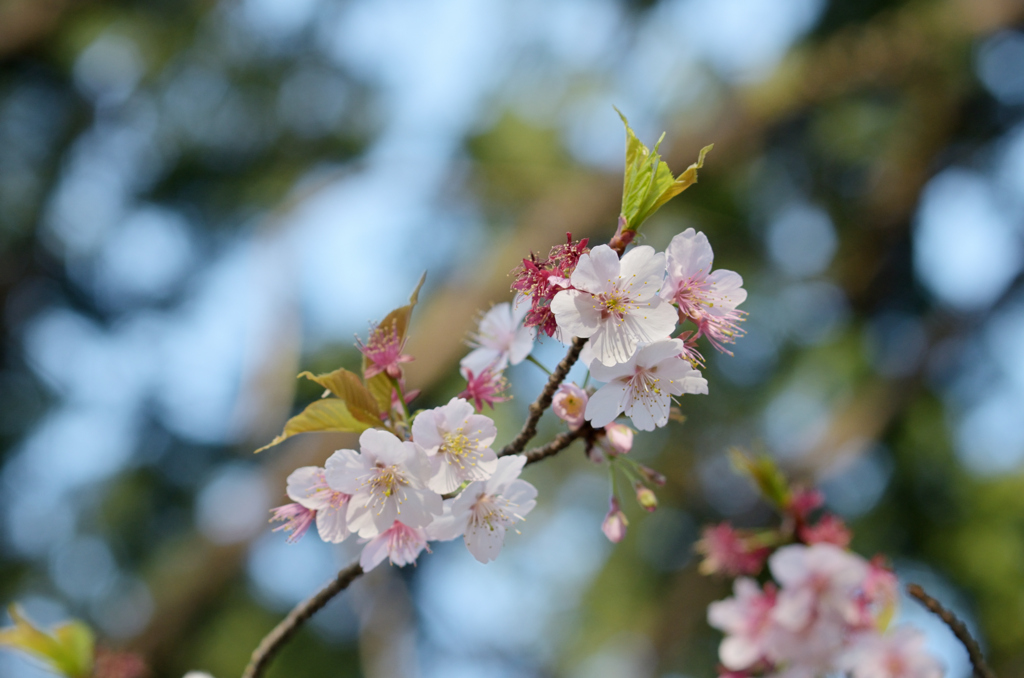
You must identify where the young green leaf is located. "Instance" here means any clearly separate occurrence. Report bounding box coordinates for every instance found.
[0,605,94,678]
[616,108,712,234]
[729,447,791,509]
[297,368,381,424]
[255,399,375,453]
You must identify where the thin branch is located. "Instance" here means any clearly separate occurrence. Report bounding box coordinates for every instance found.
[243,562,363,678]
[500,336,588,456]
[906,583,995,678]
[523,423,592,465]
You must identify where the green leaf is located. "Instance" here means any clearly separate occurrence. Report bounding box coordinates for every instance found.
[255,399,374,453]
[365,373,395,413]
[616,108,712,234]
[297,368,380,425]
[729,447,791,509]
[0,605,94,678]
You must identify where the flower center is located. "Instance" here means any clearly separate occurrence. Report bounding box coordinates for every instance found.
[365,462,408,501]
[442,429,483,469]
[598,292,630,321]
[470,492,525,530]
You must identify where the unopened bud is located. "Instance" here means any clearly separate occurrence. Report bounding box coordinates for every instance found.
[601,497,628,543]
[634,482,658,512]
[638,464,667,486]
[604,423,634,455]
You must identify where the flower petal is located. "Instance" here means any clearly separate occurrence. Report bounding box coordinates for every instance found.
[585,380,629,427]
[465,521,507,563]
[570,245,620,294]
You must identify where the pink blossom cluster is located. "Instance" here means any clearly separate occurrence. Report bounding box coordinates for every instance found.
[525,229,746,435]
[271,398,537,570]
[510,233,591,338]
[700,479,942,678]
[708,544,941,678]
[457,298,536,412]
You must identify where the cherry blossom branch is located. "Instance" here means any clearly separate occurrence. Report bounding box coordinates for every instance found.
[500,336,588,456]
[243,562,363,678]
[906,583,995,678]
[245,418,591,678]
[522,422,593,465]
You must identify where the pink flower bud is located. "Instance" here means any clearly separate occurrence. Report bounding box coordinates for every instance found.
[696,522,770,576]
[798,513,852,548]
[602,497,629,543]
[787,487,825,520]
[604,423,633,455]
[552,383,588,429]
[634,482,658,512]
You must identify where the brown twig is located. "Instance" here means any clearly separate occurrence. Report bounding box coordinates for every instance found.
[906,583,995,678]
[243,562,364,678]
[499,336,588,456]
[523,423,593,465]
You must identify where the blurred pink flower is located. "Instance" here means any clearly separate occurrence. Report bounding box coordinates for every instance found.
[708,578,778,671]
[552,382,588,429]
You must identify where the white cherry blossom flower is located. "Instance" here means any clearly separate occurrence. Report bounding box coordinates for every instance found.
[661,228,747,353]
[325,429,442,538]
[359,520,431,572]
[411,397,499,494]
[551,244,677,366]
[460,298,536,375]
[585,339,708,431]
[281,466,352,543]
[431,455,537,563]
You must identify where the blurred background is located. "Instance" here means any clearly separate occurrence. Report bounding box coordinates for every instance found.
[1,0,1024,676]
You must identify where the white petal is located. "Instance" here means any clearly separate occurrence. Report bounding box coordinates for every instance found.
[315,505,350,543]
[426,500,468,541]
[551,290,599,338]
[720,636,761,671]
[624,391,668,431]
[585,380,629,427]
[589,320,641,366]
[359,534,391,572]
[636,339,686,367]
[589,354,634,383]
[443,397,476,430]
[485,455,527,492]
[464,414,498,448]
[465,521,507,563]
[501,479,538,514]
[460,347,506,375]
[570,245,620,294]
[477,303,514,345]
[507,325,536,365]
[666,228,714,281]
[324,450,365,495]
[618,246,666,301]
[346,501,382,539]
[706,269,747,313]
[411,409,445,453]
[427,455,466,494]
[359,428,403,465]
[286,466,325,508]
